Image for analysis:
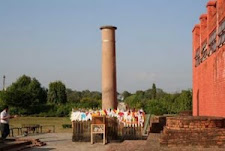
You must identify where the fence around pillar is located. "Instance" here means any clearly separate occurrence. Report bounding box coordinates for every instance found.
[72,117,145,142]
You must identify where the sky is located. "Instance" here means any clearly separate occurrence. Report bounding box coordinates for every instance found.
[0,0,209,93]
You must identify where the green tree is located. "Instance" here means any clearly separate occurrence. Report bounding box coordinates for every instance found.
[152,83,157,99]
[48,81,67,105]
[143,89,151,99]
[0,91,6,110]
[90,91,101,100]
[2,75,47,114]
[171,90,192,113]
[124,92,145,110]
[80,97,101,109]
[121,91,131,100]
[67,89,81,103]
[144,99,167,115]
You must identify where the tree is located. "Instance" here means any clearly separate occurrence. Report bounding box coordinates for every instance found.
[80,97,101,109]
[152,83,157,99]
[144,89,152,99]
[48,81,67,105]
[2,75,47,114]
[171,90,192,113]
[0,91,6,110]
[121,91,131,100]
[124,92,145,110]
[124,95,137,109]
[156,88,167,99]
[67,89,81,103]
[144,99,167,115]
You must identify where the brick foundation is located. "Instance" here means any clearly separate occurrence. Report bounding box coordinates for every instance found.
[150,116,166,133]
[160,116,225,147]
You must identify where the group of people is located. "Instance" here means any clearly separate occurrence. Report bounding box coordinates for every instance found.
[70,108,145,127]
[0,106,17,142]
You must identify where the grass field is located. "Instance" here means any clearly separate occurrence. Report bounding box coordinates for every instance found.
[10,117,72,133]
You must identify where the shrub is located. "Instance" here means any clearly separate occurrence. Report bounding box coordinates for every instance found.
[62,124,72,128]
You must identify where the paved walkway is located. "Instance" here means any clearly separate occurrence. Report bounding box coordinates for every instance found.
[25,133,145,151]
[25,133,225,151]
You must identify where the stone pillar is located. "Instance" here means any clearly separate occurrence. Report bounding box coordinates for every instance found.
[3,75,5,91]
[100,25,117,110]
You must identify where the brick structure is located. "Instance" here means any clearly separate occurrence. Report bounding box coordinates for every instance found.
[160,1,225,147]
[150,116,166,133]
[160,116,225,147]
[193,0,225,117]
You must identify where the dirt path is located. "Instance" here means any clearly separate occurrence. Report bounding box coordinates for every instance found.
[24,133,146,151]
[25,133,225,151]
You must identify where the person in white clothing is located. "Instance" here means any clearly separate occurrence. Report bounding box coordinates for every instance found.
[0,105,17,141]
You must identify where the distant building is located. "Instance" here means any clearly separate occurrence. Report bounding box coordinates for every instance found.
[192,0,225,117]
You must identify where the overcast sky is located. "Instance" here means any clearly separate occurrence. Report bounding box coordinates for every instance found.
[0,0,209,93]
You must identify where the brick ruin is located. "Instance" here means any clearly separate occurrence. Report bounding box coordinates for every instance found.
[160,116,225,147]
[0,138,46,150]
[160,0,225,147]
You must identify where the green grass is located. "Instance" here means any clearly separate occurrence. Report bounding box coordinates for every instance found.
[10,117,72,133]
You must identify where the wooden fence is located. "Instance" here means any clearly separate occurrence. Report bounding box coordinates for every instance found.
[7,124,56,137]
[72,117,144,142]
[72,121,92,142]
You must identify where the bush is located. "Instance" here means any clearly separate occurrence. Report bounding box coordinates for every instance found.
[62,124,72,128]
[56,104,71,117]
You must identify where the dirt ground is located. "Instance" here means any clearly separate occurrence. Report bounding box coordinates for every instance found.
[25,133,145,151]
[24,133,225,151]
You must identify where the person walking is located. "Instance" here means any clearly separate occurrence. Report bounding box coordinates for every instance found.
[0,105,17,142]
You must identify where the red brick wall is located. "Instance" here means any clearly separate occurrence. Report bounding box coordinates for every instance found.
[160,116,225,147]
[192,24,200,116]
[193,0,225,117]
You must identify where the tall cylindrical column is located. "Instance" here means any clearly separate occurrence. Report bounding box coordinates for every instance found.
[3,75,5,91]
[100,25,117,110]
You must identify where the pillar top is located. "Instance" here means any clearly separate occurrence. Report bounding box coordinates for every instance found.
[100,25,117,30]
